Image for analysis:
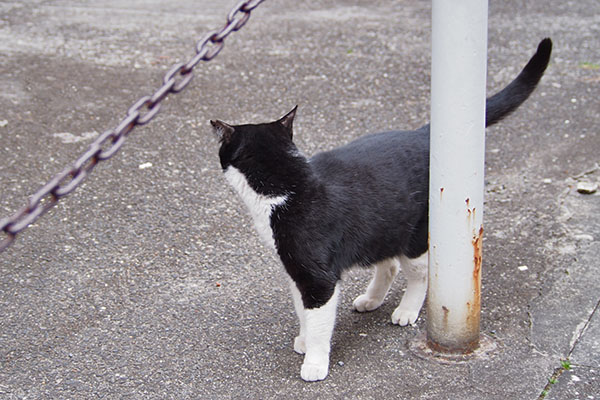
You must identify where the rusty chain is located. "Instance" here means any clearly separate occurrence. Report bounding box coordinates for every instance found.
[0,0,265,252]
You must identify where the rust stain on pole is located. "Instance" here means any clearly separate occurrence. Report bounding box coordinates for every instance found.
[468,225,484,334]
[466,199,476,222]
[442,305,449,328]
[426,332,480,354]
[472,225,483,287]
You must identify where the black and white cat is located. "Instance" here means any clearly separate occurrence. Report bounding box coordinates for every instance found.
[211,39,552,381]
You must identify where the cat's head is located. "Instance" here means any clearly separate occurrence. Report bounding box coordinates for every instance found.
[210,107,301,197]
[210,106,298,171]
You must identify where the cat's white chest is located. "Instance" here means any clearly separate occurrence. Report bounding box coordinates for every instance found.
[223,166,287,249]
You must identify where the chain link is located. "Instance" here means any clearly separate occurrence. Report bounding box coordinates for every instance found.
[0,0,265,252]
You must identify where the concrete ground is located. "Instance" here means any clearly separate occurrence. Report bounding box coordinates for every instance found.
[1,0,599,399]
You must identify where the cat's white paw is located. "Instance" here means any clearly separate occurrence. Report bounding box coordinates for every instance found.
[294,336,306,354]
[352,294,384,312]
[300,362,329,381]
[391,307,420,326]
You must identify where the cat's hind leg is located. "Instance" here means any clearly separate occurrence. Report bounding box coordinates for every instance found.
[353,257,400,312]
[391,251,428,326]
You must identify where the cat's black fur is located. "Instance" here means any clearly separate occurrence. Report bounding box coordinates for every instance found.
[213,38,552,310]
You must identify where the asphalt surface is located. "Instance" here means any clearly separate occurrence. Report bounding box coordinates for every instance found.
[1,1,599,399]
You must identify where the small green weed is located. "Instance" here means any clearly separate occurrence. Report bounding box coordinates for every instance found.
[538,359,572,400]
[580,62,600,70]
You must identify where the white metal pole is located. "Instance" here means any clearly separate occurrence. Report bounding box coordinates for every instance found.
[428,0,488,352]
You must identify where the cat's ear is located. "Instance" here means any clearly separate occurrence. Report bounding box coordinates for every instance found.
[278,106,298,139]
[210,120,234,144]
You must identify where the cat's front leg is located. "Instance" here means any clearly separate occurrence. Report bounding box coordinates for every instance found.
[299,283,340,382]
[289,282,307,354]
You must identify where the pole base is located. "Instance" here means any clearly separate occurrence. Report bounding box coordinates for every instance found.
[409,332,497,364]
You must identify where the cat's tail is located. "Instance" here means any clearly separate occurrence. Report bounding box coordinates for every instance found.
[485,38,552,127]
